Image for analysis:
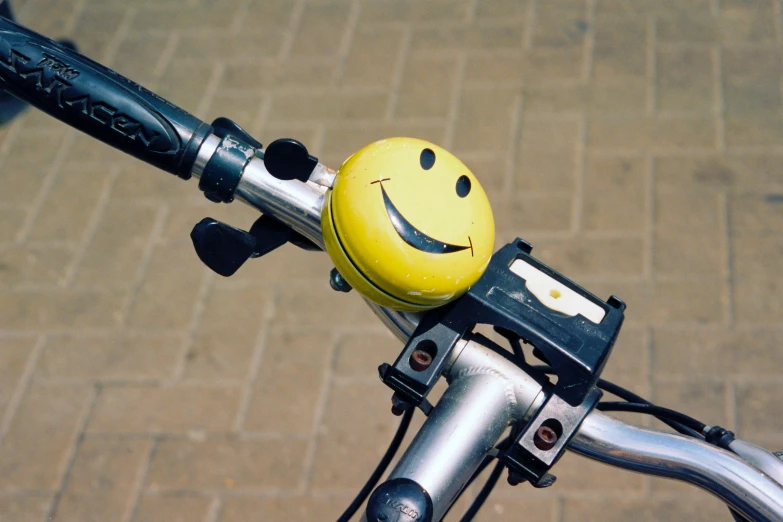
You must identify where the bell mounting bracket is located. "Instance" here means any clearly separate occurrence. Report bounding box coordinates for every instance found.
[378,238,626,483]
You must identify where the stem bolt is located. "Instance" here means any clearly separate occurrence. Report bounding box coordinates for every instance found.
[534,425,559,451]
[409,349,433,371]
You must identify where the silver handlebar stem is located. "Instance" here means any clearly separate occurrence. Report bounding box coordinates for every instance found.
[384,339,547,522]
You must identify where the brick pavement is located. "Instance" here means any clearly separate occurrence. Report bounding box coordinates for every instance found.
[0,0,782,520]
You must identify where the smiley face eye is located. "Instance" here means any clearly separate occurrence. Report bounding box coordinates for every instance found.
[420,148,436,170]
[456,175,471,197]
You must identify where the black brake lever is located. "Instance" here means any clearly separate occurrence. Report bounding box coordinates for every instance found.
[190,215,320,277]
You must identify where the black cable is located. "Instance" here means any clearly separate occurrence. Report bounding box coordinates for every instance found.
[597,378,650,404]
[596,402,707,433]
[458,460,505,522]
[531,365,647,404]
[531,365,703,439]
[531,361,745,522]
[592,381,750,522]
[464,454,496,490]
[473,434,514,480]
[510,344,742,522]
[492,328,526,364]
[593,396,738,522]
[336,407,414,522]
[510,338,525,364]
[597,379,703,439]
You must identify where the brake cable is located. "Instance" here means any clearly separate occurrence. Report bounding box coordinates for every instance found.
[336,408,415,522]
[596,402,706,434]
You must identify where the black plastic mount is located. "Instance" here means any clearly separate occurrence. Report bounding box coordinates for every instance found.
[705,426,736,450]
[379,238,625,485]
[380,238,626,411]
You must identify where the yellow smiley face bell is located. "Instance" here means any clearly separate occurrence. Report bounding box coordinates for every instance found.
[321,137,495,311]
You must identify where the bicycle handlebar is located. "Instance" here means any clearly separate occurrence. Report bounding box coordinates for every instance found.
[0,17,212,178]
[5,16,783,522]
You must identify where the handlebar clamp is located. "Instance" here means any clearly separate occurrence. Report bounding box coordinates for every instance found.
[379,238,626,483]
[501,386,602,486]
[197,118,261,203]
[381,239,626,407]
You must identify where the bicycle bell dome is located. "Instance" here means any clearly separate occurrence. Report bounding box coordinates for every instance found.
[321,137,495,311]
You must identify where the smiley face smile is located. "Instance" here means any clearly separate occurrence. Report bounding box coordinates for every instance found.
[379,182,473,256]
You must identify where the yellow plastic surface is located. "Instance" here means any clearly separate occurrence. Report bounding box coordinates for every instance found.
[321,137,495,310]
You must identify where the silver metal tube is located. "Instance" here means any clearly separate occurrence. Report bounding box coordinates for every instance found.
[386,340,546,522]
[234,157,326,248]
[388,371,512,522]
[366,301,418,342]
[445,339,546,412]
[730,440,783,487]
[571,413,783,521]
[190,133,221,180]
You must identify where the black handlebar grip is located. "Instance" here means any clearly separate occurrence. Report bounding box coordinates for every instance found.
[0,17,212,179]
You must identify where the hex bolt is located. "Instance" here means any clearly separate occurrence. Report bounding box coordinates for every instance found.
[329,268,352,292]
[533,425,559,451]
[409,349,433,372]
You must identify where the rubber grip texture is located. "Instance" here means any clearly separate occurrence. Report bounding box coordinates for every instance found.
[0,17,212,178]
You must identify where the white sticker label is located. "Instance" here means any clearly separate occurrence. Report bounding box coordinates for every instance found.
[509,259,606,324]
